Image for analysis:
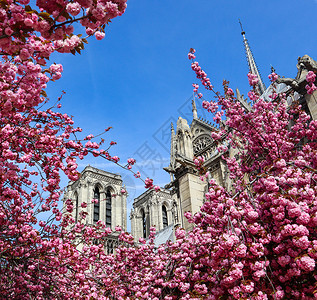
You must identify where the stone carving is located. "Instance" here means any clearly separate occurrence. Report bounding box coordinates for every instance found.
[158,191,172,199]
[276,55,317,91]
[88,172,121,186]
[193,136,212,155]
[276,77,299,90]
[172,201,179,223]
[209,162,220,173]
[297,55,317,73]
[70,180,80,190]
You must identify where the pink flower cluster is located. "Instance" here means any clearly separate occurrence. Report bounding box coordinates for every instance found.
[134,171,141,178]
[193,156,205,171]
[111,155,120,163]
[248,72,259,86]
[268,72,278,82]
[144,177,154,189]
[0,0,127,62]
[187,48,196,60]
[188,49,213,92]
[127,157,136,169]
[305,71,317,95]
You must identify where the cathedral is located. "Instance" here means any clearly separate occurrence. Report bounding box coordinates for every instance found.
[64,27,317,248]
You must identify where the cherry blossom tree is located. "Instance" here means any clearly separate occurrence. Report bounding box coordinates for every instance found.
[0,1,133,298]
[82,51,317,299]
[1,0,316,298]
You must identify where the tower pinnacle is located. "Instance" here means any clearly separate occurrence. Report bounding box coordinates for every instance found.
[171,122,175,134]
[192,97,198,119]
[239,19,266,95]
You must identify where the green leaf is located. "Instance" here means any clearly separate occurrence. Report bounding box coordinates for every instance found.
[40,90,47,97]
[39,12,51,18]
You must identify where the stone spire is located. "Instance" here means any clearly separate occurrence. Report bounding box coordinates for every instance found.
[236,88,251,111]
[192,97,198,119]
[170,122,176,172]
[239,19,266,95]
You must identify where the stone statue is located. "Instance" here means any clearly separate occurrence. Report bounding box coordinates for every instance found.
[276,55,317,91]
[172,201,179,223]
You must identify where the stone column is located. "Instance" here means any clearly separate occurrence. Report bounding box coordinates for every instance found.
[100,190,105,224]
[121,194,127,231]
[86,180,93,224]
[146,205,150,237]
[305,90,317,120]
[157,198,163,231]
[130,211,134,236]
[111,190,117,231]
[135,214,142,240]
[167,203,172,226]
[149,199,155,228]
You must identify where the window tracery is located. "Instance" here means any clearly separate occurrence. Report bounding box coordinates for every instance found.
[193,135,212,155]
[93,187,100,223]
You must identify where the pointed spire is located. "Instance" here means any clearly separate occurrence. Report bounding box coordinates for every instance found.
[236,88,241,100]
[239,19,266,95]
[171,122,175,135]
[192,97,198,119]
[169,122,176,171]
[270,65,276,73]
[236,88,251,111]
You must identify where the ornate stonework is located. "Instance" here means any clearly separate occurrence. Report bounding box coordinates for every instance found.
[63,166,127,253]
[130,188,177,241]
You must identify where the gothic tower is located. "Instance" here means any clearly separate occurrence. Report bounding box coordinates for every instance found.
[130,188,176,242]
[164,99,230,231]
[64,166,127,232]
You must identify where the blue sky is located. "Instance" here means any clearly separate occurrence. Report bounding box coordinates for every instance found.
[46,0,317,230]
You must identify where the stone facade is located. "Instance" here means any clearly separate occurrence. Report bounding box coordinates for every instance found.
[130,188,178,240]
[64,166,127,252]
[162,102,232,231]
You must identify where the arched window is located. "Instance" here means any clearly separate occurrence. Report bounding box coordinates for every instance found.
[162,205,168,228]
[93,187,100,223]
[141,209,146,238]
[74,192,79,223]
[106,189,111,228]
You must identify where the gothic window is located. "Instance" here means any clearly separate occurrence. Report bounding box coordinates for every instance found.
[193,136,212,155]
[162,205,168,228]
[93,187,100,223]
[106,189,112,228]
[74,192,79,223]
[141,209,147,238]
